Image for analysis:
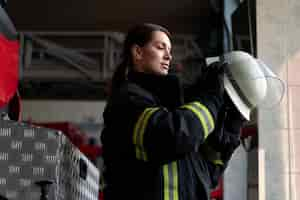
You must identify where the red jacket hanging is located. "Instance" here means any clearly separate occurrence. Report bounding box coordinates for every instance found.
[0,34,19,108]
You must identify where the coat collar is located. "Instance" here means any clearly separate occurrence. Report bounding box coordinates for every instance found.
[127,70,183,108]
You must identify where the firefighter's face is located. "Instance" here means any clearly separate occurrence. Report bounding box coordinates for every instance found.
[132,31,172,75]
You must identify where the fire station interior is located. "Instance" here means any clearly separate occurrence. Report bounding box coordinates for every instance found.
[0,0,260,200]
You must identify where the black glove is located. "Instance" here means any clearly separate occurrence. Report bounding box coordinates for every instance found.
[183,61,226,121]
[195,61,226,116]
[204,104,243,154]
[223,92,247,134]
[201,61,226,98]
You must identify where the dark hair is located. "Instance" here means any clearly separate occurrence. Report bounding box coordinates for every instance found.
[111,23,171,92]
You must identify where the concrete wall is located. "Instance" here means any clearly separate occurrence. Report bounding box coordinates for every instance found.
[257,0,300,199]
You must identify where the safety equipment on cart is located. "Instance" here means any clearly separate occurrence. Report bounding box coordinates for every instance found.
[221,51,284,121]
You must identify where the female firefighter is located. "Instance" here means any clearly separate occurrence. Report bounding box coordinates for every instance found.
[101,23,245,200]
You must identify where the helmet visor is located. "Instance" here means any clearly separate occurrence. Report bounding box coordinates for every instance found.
[254,59,285,109]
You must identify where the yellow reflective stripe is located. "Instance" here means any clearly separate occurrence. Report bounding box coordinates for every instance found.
[189,103,213,135]
[212,159,224,166]
[135,148,144,161]
[172,162,179,200]
[163,161,179,200]
[181,101,216,139]
[200,144,224,166]
[193,102,215,132]
[133,109,149,160]
[181,105,209,139]
[133,107,159,161]
[163,165,169,200]
[133,109,148,145]
[139,108,159,160]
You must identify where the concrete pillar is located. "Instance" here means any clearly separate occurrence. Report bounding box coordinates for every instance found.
[223,146,248,200]
[257,0,300,199]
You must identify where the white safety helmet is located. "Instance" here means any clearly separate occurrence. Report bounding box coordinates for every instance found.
[222,51,268,121]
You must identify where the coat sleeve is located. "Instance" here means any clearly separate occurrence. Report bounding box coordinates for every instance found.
[103,84,221,164]
[199,107,245,188]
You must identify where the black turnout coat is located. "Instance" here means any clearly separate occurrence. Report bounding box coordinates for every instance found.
[101,71,241,200]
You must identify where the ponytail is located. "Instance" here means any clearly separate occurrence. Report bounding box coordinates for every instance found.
[111,59,129,93]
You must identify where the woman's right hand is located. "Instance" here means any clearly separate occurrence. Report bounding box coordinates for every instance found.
[201,61,225,99]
